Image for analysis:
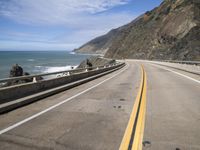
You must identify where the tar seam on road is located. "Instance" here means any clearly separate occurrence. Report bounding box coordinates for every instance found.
[0,63,129,135]
[150,64,200,84]
[119,65,147,150]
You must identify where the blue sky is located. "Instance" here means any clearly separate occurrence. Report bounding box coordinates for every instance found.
[0,0,163,51]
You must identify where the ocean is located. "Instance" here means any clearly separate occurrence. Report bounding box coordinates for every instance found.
[0,51,91,79]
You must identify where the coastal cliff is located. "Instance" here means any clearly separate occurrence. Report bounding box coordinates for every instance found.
[74,29,119,55]
[74,0,200,61]
[77,56,116,68]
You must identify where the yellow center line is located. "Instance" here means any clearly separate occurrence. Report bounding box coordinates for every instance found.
[119,65,147,150]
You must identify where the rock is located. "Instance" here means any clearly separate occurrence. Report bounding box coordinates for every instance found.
[6,64,24,86]
[74,29,119,55]
[24,72,30,76]
[77,56,116,69]
[23,72,32,82]
[74,0,200,61]
[1,65,44,87]
[9,64,23,77]
[6,65,32,86]
[86,59,93,69]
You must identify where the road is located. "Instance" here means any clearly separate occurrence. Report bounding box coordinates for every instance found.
[0,60,199,150]
[143,63,200,150]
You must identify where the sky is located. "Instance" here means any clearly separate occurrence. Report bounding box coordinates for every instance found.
[0,0,163,51]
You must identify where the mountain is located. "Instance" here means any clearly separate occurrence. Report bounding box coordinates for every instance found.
[74,0,200,61]
[73,29,119,55]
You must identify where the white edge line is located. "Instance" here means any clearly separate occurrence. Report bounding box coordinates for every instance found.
[150,63,200,84]
[0,64,129,135]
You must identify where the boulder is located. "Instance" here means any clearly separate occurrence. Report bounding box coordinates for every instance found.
[9,64,23,77]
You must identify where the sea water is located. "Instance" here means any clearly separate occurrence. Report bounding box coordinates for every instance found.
[0,51,91,79]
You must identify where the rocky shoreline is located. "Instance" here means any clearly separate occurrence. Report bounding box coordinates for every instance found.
[0,56,116,88]
[77,56,116,69]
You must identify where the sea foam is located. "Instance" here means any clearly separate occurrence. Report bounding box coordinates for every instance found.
[43,65,78,73]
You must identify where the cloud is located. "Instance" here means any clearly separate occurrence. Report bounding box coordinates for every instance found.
[0,11,135,44]
[0,0,136,50]
[0,40,78,50]
[52,12,136,43]
[0,0,130,25]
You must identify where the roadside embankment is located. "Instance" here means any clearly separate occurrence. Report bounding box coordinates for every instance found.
[151,61,200,75]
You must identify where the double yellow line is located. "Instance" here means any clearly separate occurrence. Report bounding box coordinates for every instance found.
[119,65,147,150]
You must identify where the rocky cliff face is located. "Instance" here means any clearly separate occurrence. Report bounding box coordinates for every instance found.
[74,0,200,60]
[74,29,119,55]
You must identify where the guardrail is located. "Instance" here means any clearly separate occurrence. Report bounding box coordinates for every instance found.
[156,60,200,65]
[0,62,125,105]
[0,62,121,87]
[150,60,200,76]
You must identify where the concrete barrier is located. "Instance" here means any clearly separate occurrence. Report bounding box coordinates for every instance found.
[0,63,125,104]
[0,64,125,114]
[150,61,200,75]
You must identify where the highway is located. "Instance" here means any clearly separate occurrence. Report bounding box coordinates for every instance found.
[0,60,199,150]
[143,63,200,150]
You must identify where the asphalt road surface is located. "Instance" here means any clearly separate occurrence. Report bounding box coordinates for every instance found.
[143,62,200,150]
[0,60,199,150]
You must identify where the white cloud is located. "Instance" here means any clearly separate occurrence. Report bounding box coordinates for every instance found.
[54,12,136,44]
[0,40,78,50]
[0,0,130,25]
[0,0,137,50]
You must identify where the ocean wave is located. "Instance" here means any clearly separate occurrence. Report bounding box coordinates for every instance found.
[69,51,75,55]
[43,65,77,73]
[35,66,43,68]
[27,59,35,62]
[34,65,78,74]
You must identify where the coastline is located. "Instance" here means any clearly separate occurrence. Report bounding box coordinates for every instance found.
[0,51,91,79]
[72,50,104,57]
